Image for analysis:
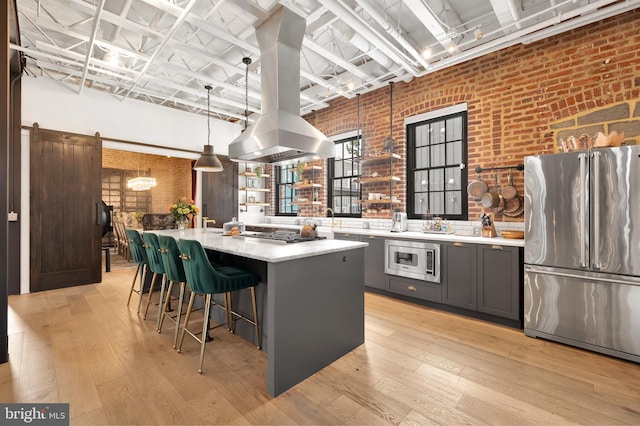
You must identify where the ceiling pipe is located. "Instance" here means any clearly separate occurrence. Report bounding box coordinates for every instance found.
[78,0,105,94]
[425,0,627,65]
[336,25,395,70]
[355,0,430,69]
[317,0,418,76]
[506,0,523,30]
[415,0,639,78]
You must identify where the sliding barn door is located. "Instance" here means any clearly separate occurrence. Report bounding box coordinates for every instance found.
[30,124,103,292]
[201,155,238,227]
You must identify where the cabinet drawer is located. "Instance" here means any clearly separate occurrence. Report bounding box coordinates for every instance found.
[388,277,441,303]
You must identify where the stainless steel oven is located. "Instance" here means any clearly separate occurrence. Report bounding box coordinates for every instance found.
[385,240,440,283]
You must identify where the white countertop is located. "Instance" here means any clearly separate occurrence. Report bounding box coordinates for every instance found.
[150,228,368,263]
[243,222,525,247]
[332,228,525,247]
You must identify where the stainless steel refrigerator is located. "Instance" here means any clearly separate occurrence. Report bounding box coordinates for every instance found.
[524,146,640,363]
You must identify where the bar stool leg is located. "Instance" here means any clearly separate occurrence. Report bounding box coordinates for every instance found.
[172,282,186,348]
[154,275,168,329]
[251,286,261,350]
[177,291,197,353]
[157,279,174,332]
[126,264,141,306]
[136,266,148,314]
[143,272,159,319]
[199,294,213,374]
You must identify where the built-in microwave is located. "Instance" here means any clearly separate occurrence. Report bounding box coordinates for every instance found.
[385,240,440,283]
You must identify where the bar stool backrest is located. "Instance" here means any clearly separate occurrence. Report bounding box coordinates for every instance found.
[126,229,148,266]
[142,232,165,274]
[158,235,186,283]
[177,239,258,295]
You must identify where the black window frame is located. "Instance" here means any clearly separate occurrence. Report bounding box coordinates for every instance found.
[327,135,362,218]
[406,110,468,221]
[275,163,298,216]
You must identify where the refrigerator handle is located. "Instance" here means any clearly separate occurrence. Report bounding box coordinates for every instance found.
[578,152,588,268]
[592,151,601,270]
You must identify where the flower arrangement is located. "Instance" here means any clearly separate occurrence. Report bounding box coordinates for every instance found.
[169,197,199,224]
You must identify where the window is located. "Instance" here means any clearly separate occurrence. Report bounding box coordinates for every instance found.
[328,134,361,217]
[102,168,151,212]
[275,164,297,215]
[407,109,468,220]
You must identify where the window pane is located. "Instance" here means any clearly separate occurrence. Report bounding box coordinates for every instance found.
[446,141,462,165]
[445,166,461,190]
[446,191,462,215]
[416,146,429,169]
[446,116,462,141]
[416,125,428,147]
[431,121,444,144]
[429,169,444,191]
[414,170,428,193]
[429,192,444,215]
[431,144,445,167]
[334,143,343,159]
[414,193,428,215]
[334,160,344,178]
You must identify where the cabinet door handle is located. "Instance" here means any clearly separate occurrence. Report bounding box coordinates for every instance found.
[368,236,376,239]
[491,245,503,250]
[454,242,463,247]
[407,285,417,292]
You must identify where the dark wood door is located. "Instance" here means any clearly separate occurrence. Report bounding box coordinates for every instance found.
[30,125,103,292]
[201,155,238,227]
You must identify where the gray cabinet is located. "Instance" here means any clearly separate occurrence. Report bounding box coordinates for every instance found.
[388,276,441,303]
[361,235,386,290]
[442,242,477,310]
[333,232,360,242]
[336,232,387,290]
[477,244,521,320]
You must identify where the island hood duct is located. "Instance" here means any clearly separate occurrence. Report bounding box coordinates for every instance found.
[228,6,333,164]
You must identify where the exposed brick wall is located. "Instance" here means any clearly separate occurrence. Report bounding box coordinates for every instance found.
[102,149,193,214]
[304,9,640,223]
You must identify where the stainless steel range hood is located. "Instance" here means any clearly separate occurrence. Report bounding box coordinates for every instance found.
[228,6,333,164]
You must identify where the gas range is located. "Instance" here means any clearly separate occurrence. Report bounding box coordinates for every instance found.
[238,231,327,245]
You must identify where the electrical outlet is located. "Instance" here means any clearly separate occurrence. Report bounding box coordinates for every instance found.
[8,211,18,222]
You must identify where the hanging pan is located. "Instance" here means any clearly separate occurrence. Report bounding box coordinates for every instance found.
[503,195,524,217]
[501,171,518,200]
[467,173,488,201]
[503,194,521,214]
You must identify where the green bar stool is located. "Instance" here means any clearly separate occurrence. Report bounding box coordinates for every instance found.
[142,232,169,329]
[125,229,149,314]
[157,235,188,348]
[176,238,260,374]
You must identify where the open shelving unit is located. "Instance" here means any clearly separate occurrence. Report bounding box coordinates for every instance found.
[289,161,323,208]
[239,165,271,208]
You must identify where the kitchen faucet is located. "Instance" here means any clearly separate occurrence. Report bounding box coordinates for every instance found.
[326,208,335,228]
[202,216,216,229]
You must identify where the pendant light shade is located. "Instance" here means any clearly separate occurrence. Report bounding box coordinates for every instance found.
[194,85,224,172]
[383,81,395,153]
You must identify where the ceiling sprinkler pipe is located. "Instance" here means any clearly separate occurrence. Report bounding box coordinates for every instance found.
[341,26,395,69]
[355,0,431,70]
[318,0,417,76]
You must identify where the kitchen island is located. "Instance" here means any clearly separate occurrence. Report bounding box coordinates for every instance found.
[151,228,367,397]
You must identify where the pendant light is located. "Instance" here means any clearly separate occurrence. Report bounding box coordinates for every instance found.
[127,152,156,191]
[383,81,395,153]
[193,84,224,172]
[242,57,252,132]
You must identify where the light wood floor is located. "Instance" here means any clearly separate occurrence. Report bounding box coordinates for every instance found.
[2,259,639,425]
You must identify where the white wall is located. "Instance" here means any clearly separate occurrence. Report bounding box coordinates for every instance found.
[21,76,241,157]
